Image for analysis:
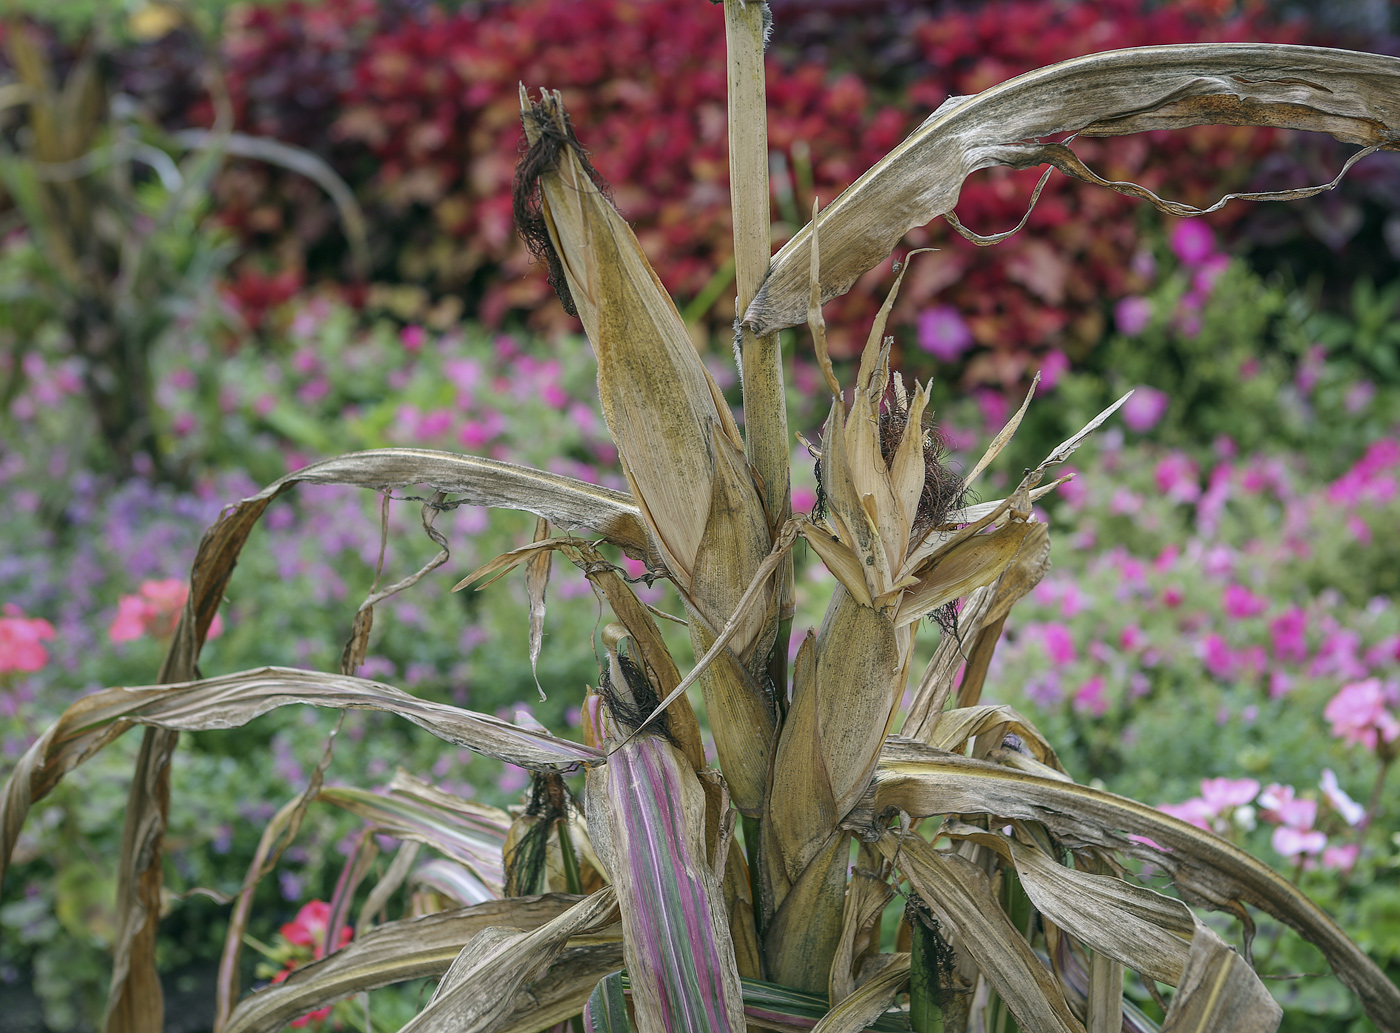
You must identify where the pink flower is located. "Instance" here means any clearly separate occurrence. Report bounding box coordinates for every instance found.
[1157,797,1214,831]
[1073,676,1109,717]
[1319,769,1365,827]
[1199,634,1236,680]
[1200,778,1259,812]
[916,306,974,362]
[1037,350,1070,393]
[1040,623,1077,666]
[400,324,426,352]
[1269,608,1309,665]
[1114,296,1152,337]
[1272,825,1326,859]
[1169,219,1218,265]
[791,486,817,513]
[1154,452,1201,504]
[1162,584,1184,608]
[1222,584,1269,620]
[0,604,56,674]
[974,390,1008,433]
[1259,783,1317,830]
[1121,385,1169,432]
[1321,843,1360,872]
[1324,679,1400,752]
[1118,625,1145,652]
[109,579,223,644]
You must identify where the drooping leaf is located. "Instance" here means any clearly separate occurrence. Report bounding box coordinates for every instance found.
[877,832,1085,1033]
[397,887,619,1033]
[1,667,600,884]
[319,773,511,896]
[223,894,619,1033]
[874,745,1400,1030]
[745,45,1400,334]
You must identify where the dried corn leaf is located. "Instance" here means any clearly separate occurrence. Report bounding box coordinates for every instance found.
[809,954,910,1033]
[493,944,628,1033]
[877,832,1085,1033]
[318,776,510,895]
[1,666,600,884]
[397,887,619,1033]
[1158,918,1282,1033]
[585,731,746,1033]
[745,45,1400,334]
[223,894,615,1033]
[527,516,553,699]
[923,705,1063,771]
[874,745,1400,1030]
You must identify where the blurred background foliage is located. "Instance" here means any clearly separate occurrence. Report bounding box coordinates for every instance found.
[0,0,1398,1030]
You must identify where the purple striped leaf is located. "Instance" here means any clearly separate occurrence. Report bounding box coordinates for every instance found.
[586,732,745,1033]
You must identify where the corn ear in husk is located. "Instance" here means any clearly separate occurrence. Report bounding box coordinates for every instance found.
[519,88,777,814]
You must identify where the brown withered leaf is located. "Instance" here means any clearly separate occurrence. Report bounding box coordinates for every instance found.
[745,45,1400,334]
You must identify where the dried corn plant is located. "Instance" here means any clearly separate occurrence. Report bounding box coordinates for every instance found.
[4,5,1400,1033]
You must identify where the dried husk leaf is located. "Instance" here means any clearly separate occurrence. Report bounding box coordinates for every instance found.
[877,831,1085,1033]
[828,847,894,1006]
[524,89,777,812]
[585,729,746,1033]
[745,44,1400,334]
[874,745,1400,1031]
[808,954,910,1033]
[763,830,851,993]
[763,632,836,895]
[223,895,616,1033]
[922,705,1063,771]
[320,777,510,895]
[526,516,552,699]
[895,521,1039,628]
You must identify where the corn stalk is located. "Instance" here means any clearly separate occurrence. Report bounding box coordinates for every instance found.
[3,7,1400,1033]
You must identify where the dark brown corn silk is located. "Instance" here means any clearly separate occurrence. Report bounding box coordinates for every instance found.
[504,772,572,896]
[513,96,616,317]
[812,390,966,545]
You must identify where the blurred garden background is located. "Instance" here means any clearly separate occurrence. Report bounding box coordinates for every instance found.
[1,0,1399,1030]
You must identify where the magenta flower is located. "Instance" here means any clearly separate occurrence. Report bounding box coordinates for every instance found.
[1038,350,1070,392]
[1321,842,1361,872]
[1259,783,1317,830]
[1114,296,1152,337]
[1154,452,1201,504]
[1040,622,1077,666]
[1222,584,1269,620]
[791,486,817,513]
[1072,676,1109,717]
[1199,634,1236,681]
[1324,678,1400,752]
[400,324,426,352]
[915,305,974,362]
[1269,608,1309,665]
[1168,219,1217,265]
[1121,386,1168,432]
[0,604,56,674]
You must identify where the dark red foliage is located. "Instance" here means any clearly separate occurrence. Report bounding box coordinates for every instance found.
[143,0,1349,385]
